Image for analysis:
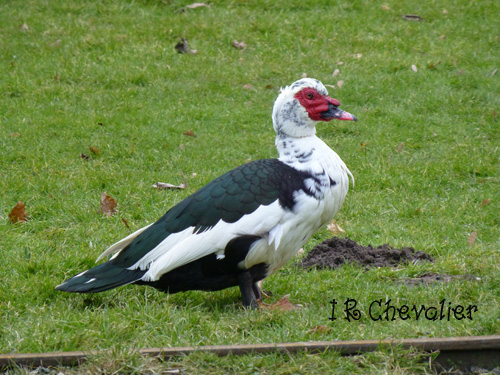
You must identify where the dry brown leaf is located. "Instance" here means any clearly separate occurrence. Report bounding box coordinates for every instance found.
[259,295,299,311]
[21,23,29,31]
[327,220,345,234]
[467,231,477,246]
[337,61,344,65]
[381,4,390,11]
[10,132,21,138]
[439,35,446,39]
[442,9,448,14]
[243,83,254,90]
[232,40,247,50]
[89,146,100,155]
[332,69,340,77]
[480,198,491,207]
[99,192,117,217]
[336,80,344,89]
[9,201,28,223]
[397,142,404,153]
[121,217,130,229]
[325,84,336,89]
[265,84,272,90]
[309,325,332,334]
[182,130,196,137]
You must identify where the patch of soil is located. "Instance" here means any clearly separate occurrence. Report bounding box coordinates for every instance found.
[401,272,478,286]
[301,237,433,270]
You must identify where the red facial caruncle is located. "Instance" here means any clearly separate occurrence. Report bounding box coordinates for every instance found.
[294,88,357,122]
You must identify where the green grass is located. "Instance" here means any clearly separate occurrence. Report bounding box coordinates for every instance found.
[1,0,499,373]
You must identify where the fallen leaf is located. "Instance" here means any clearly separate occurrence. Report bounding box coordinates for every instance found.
[153,171,188,190]
[428,61,441,70]
[265,84,272,89]
[381,4,390,11]
[337,61,344,65]
[232,40,247,50]
[480,198,491,207]
[324,84,336,89]
[9,201,28,223]
[467,231,477,246]
[89,146,100,154]
[80,153,90,160]
[336,80,344,89]
[121,217,130,229]
[397,142,404,153]
[175,38,197,54]
[359,142,368,149]
[411,65,418,72]
[21,23,29,31]
[152,182,186,190]
[439,35,446,39]
[332,69,340,77]
[327,220,345,234]
[309,325,332,334]
[186,2,210,9]
[442,9,448,14]
[243,83,254,90]
[10,132,21,138]
[99,192,117,217]
[179,143,185,150]
[182,130,196,137]
[259,295,299,311]
[402,14,423,21]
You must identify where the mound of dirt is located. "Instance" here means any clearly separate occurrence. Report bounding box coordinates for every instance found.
[301,237,433,270]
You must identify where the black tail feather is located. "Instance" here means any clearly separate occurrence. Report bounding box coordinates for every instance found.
[56,262,146,293]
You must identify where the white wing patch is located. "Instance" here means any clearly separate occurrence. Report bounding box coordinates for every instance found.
[140,201,284,282]
[96,223,154,262]
[268,223,283,249]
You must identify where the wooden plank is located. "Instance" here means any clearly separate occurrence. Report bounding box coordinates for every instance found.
[1,335,500,370]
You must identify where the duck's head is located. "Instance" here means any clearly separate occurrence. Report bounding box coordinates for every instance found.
[272,78,357,138]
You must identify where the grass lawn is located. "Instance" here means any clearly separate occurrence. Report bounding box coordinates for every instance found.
[1,0,499,373]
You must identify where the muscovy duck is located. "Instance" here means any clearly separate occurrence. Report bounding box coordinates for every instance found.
[56,78,357,309]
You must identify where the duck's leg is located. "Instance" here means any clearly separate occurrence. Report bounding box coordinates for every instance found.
[238,271,259,309]
[252,281,262,301]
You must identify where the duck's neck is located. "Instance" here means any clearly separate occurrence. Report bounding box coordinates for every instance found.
[275,134,324,166]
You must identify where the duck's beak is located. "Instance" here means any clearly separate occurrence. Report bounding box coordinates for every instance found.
[321,98,358,122]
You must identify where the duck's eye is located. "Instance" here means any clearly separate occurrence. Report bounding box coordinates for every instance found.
[306,93,314,100]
